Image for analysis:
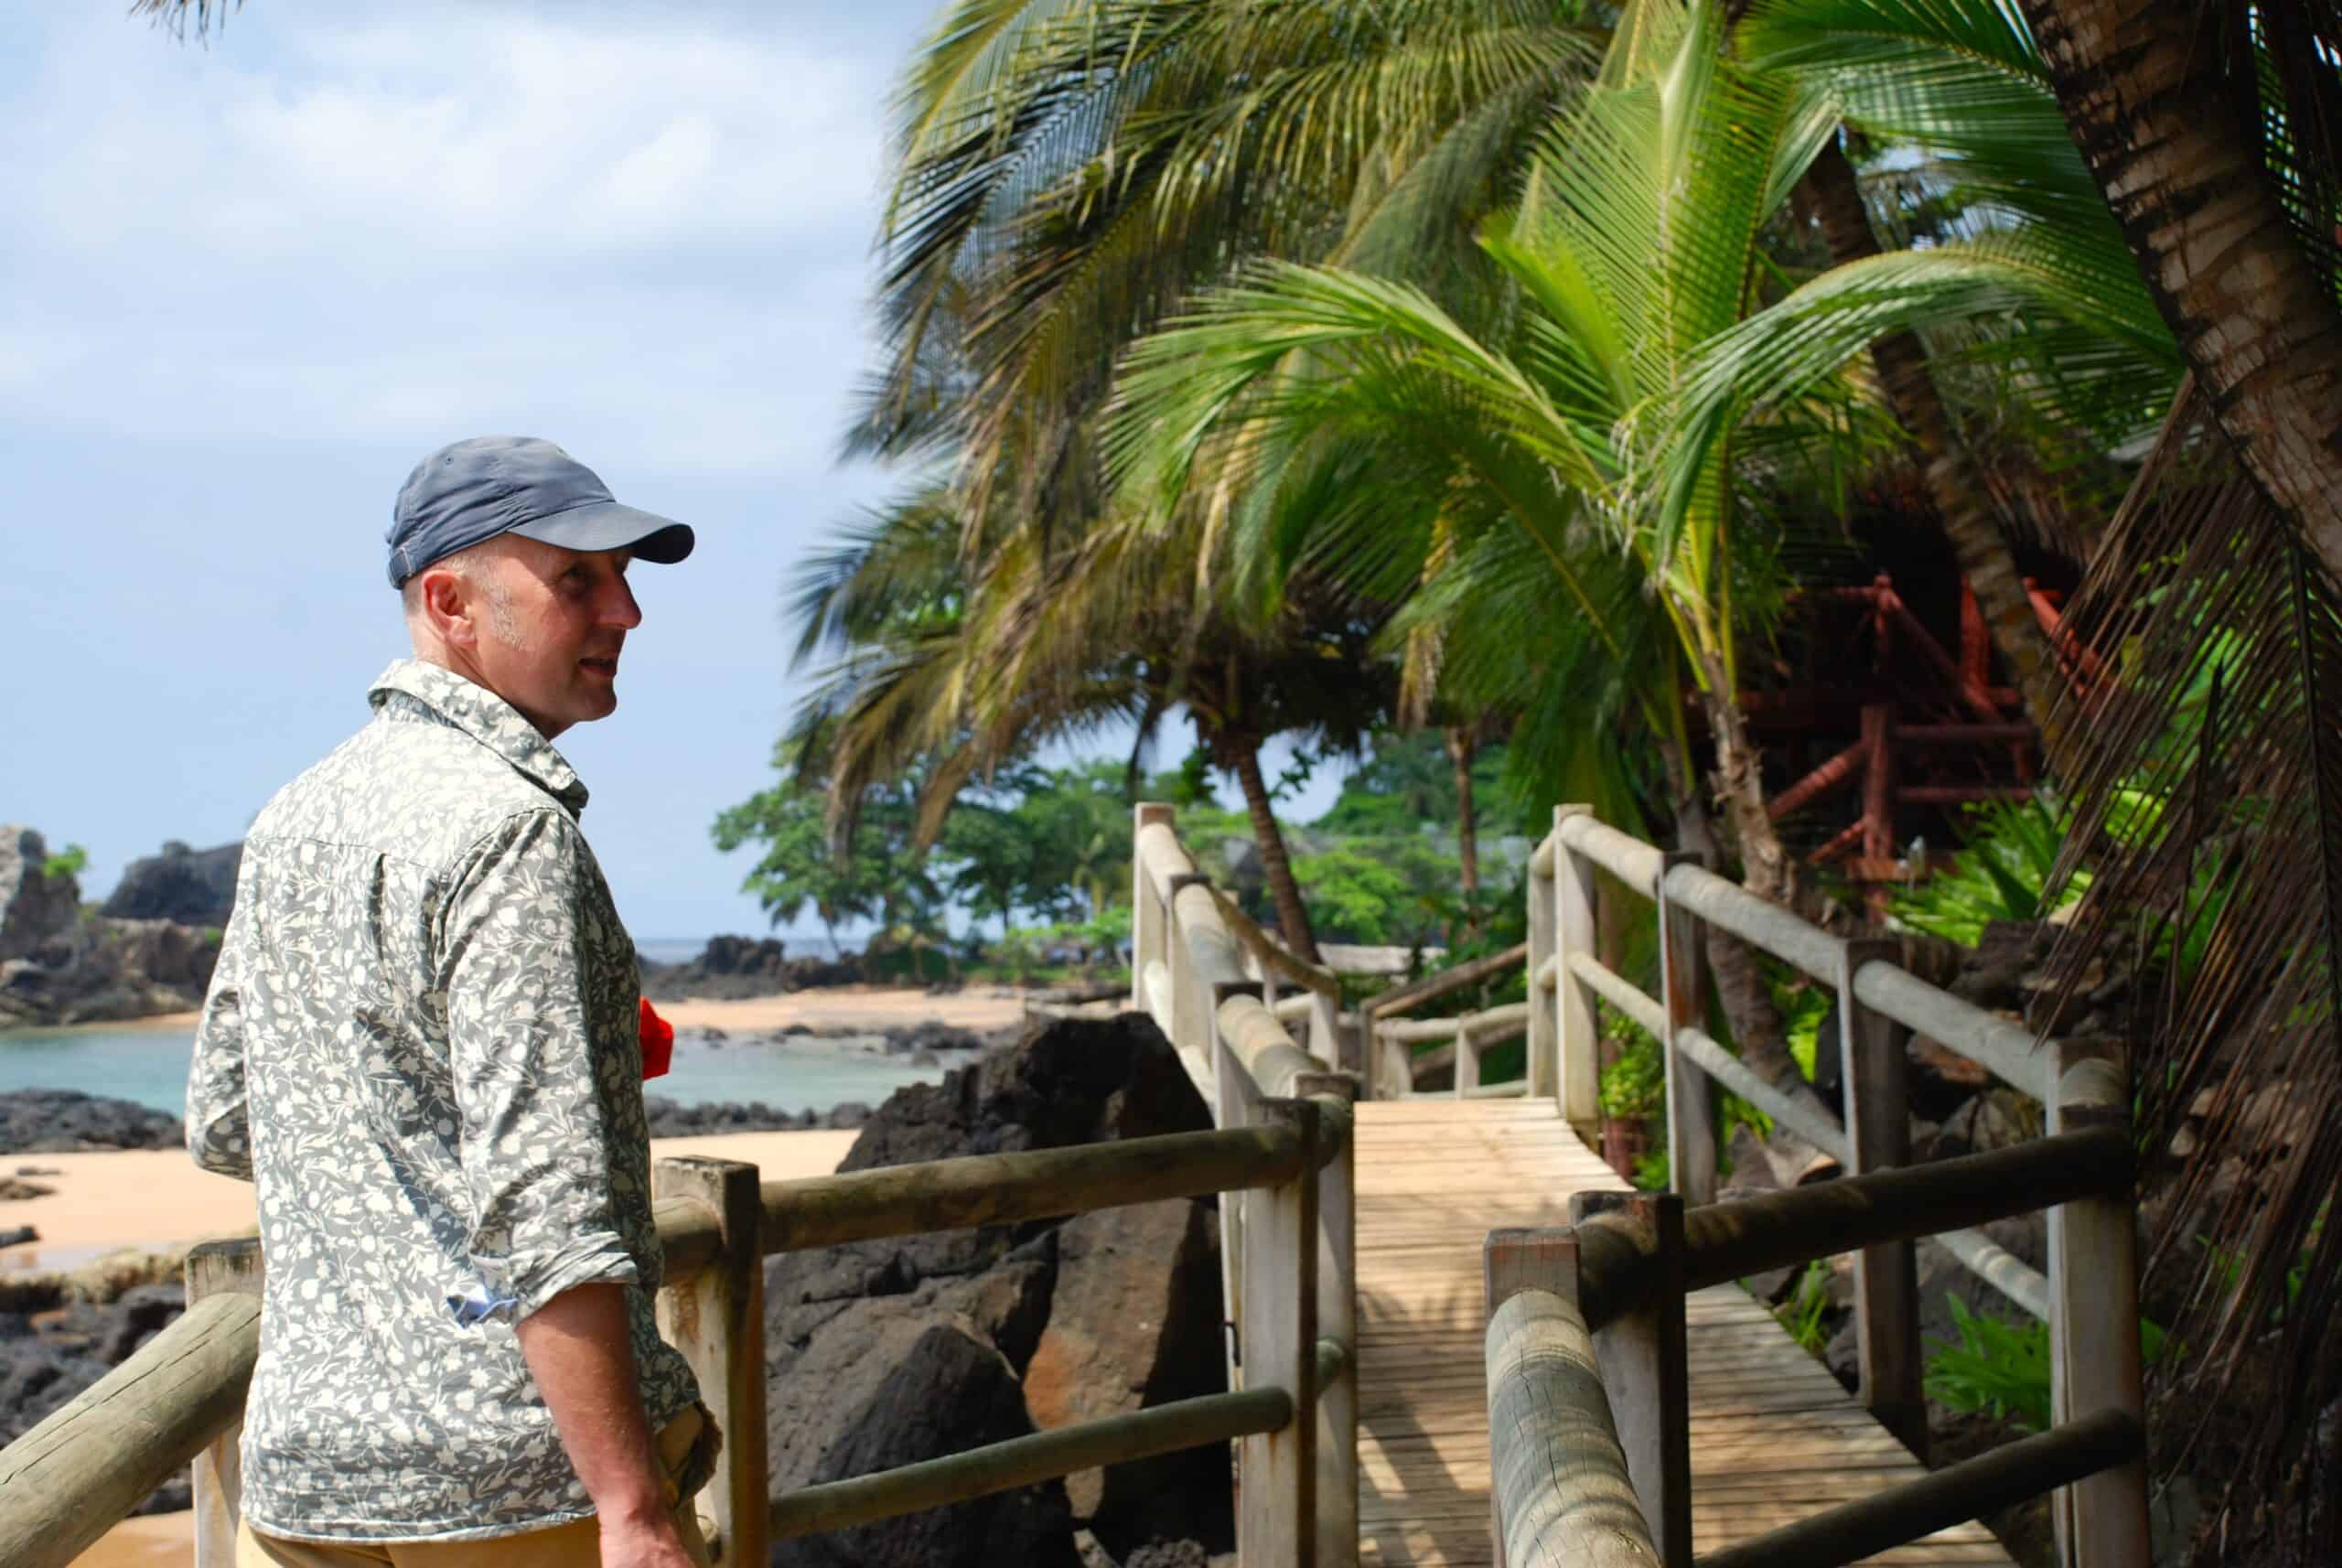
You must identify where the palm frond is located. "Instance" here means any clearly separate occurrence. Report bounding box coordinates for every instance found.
[2044,380,2342,1498]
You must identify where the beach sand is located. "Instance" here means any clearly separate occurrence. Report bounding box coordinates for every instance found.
[47,1126,862,1568]
[654,983,1030,1036]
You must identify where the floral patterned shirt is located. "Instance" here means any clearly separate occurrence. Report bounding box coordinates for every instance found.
[187,658,698,1542]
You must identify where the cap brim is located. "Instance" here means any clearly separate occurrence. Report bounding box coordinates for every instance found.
[509,501,694,564]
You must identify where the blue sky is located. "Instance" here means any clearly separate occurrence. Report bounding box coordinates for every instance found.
[1,2,1335,943]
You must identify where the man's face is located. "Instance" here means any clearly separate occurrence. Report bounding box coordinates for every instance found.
[463,536,642,739]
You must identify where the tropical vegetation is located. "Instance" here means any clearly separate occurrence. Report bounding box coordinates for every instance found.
[146,0,2342,1552]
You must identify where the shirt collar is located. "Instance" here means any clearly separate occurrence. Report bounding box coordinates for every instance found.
[367,658,590,816]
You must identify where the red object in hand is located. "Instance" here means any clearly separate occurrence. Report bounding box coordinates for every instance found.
[639,998,674,1080]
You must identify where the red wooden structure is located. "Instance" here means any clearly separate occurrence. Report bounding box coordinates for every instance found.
[1697,573,2085,905]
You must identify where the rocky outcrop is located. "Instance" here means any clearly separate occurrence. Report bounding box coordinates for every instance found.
[764,1013,1232,1568]
[639,1097,874,1138]
[639,935,866,1001]
[0,1090,185,1155]
[0,916,220,1028]
[0,828,80,964]
[0,825,223,1027]
[100,841,241,927]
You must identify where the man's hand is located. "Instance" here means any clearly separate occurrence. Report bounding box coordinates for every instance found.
[515,1283,702,1567]
[596,1509,704,1568]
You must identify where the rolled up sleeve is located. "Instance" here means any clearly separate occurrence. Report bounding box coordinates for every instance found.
[441,809,640,1319]
[188,873,256,1181]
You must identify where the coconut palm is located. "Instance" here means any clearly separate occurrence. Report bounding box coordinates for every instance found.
[870,0,1611,521]
[1106,0,1892,1099]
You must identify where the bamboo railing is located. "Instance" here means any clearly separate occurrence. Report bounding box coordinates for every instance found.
[1492,807,2150,1568]
[0,804,1359,1568]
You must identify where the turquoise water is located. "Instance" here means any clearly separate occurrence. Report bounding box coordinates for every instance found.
[0,1024,949,1119]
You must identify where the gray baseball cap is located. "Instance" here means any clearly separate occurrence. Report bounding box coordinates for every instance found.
[386,436,694,587]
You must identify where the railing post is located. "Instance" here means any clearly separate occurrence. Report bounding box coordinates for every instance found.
[1552,805,1601,1137]
[1839,940,1923,1455]
[1567,1192,1690,1568]
[188,1237,263,1568]
[1528,825,1559,1102]
[1307,989,1345,1072]
[1454,1016,1479,1097]
[653,1156,768,1568]
[1484,1227,1661,1568]
[1295,1070,1359,1568]
[1216,976,1266,1393]
[1134,803,1173,1014]
[2047,1045,2151,1568]
[1656,853,1717,1206]
[1241,1098,1321,1568]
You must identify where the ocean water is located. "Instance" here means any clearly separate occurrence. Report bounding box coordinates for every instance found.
[0,1023,948,1120]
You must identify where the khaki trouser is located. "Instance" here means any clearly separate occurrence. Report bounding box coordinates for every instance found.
[237,1407,715,1568]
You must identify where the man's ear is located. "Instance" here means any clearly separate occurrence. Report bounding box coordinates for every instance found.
[417,564,477,650]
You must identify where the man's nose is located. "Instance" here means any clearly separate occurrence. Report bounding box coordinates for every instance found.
[603,574,643,629]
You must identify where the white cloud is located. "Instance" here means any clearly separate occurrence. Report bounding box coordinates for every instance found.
[0,3,903,471]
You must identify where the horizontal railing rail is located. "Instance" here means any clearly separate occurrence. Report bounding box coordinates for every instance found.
[1497,806,2150,1568]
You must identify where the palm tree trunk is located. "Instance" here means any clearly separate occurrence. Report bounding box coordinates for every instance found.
[1444,725,1482,935]
[2018,0,2342,587]
[1668,759,1842,1185]
[1805,138,2071,751]
[1226,736,1325,966]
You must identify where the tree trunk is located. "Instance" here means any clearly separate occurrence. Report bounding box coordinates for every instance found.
[2018,0,2342,588]
[1443,725,1482,935]
[1805,138,2072,752]
[1225,736,1325,966]
[1669,778,1842,1186]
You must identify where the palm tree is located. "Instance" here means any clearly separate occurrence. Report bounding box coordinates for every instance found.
[870,0,1610,516]
[1108,0,1890,1101]
[2015,0,2342,587]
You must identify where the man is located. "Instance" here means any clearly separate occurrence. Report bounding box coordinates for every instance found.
[188,436,711,1568]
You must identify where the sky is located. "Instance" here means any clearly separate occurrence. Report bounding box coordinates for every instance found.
[0,1,1336,943]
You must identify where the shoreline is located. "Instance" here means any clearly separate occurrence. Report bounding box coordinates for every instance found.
[9,986,1037,1040]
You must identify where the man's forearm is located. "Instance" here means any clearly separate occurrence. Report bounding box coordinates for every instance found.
[514,1282,671,1528]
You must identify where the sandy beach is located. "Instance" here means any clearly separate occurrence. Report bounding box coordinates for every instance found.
[654,983,1030,1036]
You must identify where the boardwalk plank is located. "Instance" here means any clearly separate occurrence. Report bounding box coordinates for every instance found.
[1348,1099,2014,1567]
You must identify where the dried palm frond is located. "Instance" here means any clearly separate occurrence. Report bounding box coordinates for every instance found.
[2043,378,2342,1528]
[130,0,236,40]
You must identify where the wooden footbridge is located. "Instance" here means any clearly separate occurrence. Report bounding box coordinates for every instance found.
[0,806,2149,1568]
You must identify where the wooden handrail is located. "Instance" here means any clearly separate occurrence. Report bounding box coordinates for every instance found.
[0,1294,261,1568]
[1363,941,1529,1021]
[768,1386,1295,1541]
[1568,1127,2133,1332]
[1205,885,1343,998]
[1692,1410,2143,1568]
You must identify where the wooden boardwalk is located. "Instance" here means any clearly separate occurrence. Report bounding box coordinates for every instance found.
[1351,1097,2013,1567]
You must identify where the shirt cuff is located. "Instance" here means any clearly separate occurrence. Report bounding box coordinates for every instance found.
[503,1233,642,1320]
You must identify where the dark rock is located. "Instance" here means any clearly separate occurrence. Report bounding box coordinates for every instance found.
[0,1178,49,1201]
[699,1026,729,1044]
[13,1167,60,1177]
[766,1311,1080,1568]
[100,840,242,927]
[0,1090,184,1156]
[0,1280,189,1514]
[0,827,81,964]
[1023,1200,1227,1550]
[759,1013,1225,1568]
[0,1229,34,1250]
[885,1020,990,1057]
[639,934,868,1001]
[0,912,221,1029]
[639,1097,877,1139]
